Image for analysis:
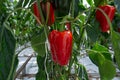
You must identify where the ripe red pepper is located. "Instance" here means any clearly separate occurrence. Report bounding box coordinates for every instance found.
[48,30,73,66]
[33,1,55,26]
[96,5,116,32]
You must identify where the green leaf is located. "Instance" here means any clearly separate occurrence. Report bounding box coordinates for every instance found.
[0,25,18,80]
[31,28,46,57]
[92,43,112,61]
[36,56,47,80]
[78,64,89,80]
[78,14,86,25]
[78,3,86,12]
[88,43,116,80]
[101,52,112,61]
[15,0,23,8]
[88,43,112,63]
[88,50,105,66]
[23,0,29,7]
[29,0,35,5]
[99,60,116,80]
[36,70,47,80]
[86,24,99,42]
[86,0,94,6]
[15,0,31,8]
[111,30,120,69]
[114,0,120,14]
[93,0,107,6]
[23,13,31,24]
[37,55,44,70]
[92,43,108,52]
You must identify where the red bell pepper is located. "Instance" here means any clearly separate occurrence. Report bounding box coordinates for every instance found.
[48,30,73,66]
[33,1,55,26]
[96,5,116,32]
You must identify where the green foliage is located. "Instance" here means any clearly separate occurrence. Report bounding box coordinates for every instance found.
[36,56,47,80]
[99,59,116,80]
[73,0,81,18]
[0,25,18,80]
[1,0,120,80]
[86,23,100,42]
[31,28,46,57]
[78,64,89,80]
[93,0,107,6]
[0,1,19,80]
[88,43,116,80]
[86,0,94,6]
[88,50,105,66]
[15,0,34,8]
[111,30,120,70]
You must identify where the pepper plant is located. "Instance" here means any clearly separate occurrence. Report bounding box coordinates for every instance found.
[0,0,120,80]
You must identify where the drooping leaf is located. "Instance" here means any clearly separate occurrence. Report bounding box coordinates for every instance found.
[101,52,112,61]
[114,0,120,14]
[88,43,112,63]
[111,30,120,70]
[91,43,112,61]
[88,50,105,66]
[31,28,46,57]
[92,43,109,52]
[99,59,116,80]
[88,43,116,80]
[0,25,18,80]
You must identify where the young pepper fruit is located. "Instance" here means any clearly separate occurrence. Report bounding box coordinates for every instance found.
[33,1,55,26]
[65,22,71,30]
[48,30,73,66]
[96,5,116,32]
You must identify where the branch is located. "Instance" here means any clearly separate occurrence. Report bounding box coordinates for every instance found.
[14,54,33,80]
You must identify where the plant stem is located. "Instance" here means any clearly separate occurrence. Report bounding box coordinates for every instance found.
[7,48,17,80]
[36,0,45,24]
[78,8,95,49]
[43,25,50,80]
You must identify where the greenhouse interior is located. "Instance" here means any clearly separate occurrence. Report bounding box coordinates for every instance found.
[0,0,120,80]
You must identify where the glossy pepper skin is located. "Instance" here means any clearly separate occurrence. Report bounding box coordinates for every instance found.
[96,5,116,32]
[33,1,55,26]
[48,30,73,66]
